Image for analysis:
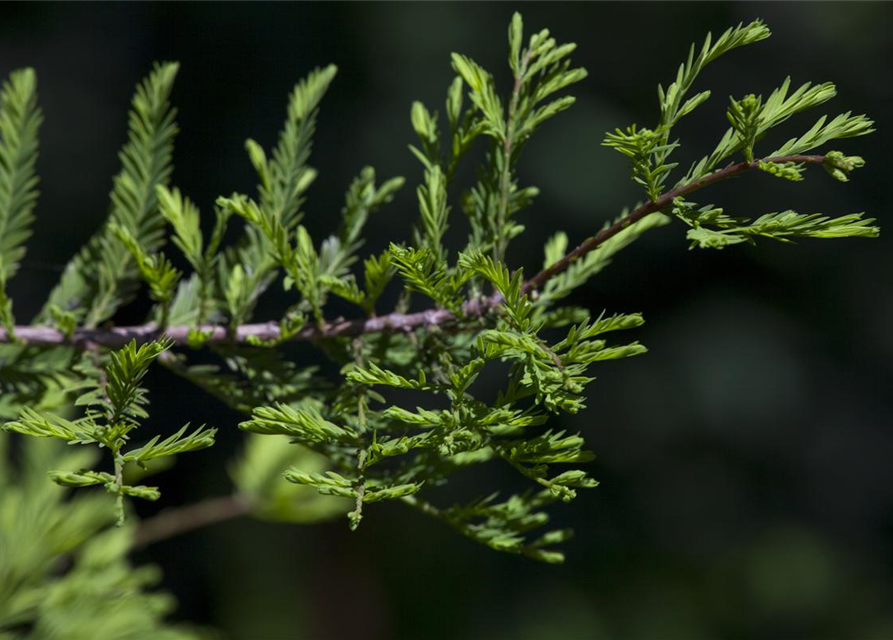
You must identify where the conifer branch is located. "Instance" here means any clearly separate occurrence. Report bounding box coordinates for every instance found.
[1,15,879,572]
[0,154,829,348]
[495,46,530,262]
[521,153,825,293]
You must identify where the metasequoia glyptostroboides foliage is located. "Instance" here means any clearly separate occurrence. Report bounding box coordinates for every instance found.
[0,14,877,581]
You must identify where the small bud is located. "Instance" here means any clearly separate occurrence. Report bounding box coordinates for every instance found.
[410,101,437,146]
[823,150,866,182]
[758,160,804,182]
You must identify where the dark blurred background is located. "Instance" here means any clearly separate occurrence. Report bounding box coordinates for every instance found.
[2,3,892,639]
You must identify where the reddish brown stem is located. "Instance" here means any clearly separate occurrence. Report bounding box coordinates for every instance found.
[0,155,825,349]
[133,494,252,549]
[522,154,824,293]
